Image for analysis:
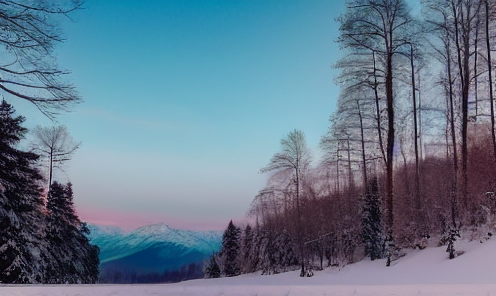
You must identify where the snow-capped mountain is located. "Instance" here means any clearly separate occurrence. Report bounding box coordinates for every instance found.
[87,223,222,277]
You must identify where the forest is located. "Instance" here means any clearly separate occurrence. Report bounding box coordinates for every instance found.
[209,0,496,278]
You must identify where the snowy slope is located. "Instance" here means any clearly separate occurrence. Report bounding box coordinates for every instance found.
[88,223,222,274]
[2,236,495,295]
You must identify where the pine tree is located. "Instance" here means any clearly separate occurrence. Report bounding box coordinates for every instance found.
[248,227,261,273]
[274,230,298,272]
[204,253,221,278]
[361,178,385,260]
[257,230,275,275]
[220,220,241,277]
[78,222,100,283]
[46,182,99,283]
[241,224,254,273]
[0,100,48,283]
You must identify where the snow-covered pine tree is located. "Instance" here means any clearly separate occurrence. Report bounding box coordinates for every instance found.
[46,182,100,283]
[247,227,261,273]
[204,253,221,278]
[0,100,49,283]
[241,224,254,273]
[361,177,385,260]
[274,230,298,272]
[220,220,241,277]
[78,222,100,283]
[258,230,276,275]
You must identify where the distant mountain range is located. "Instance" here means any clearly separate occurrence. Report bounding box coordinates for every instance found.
[87,223,222,282]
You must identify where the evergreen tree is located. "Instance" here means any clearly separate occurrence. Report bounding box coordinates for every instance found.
[274,230,298,272]
[361,178,385,260]
[204,253,221,278]
[257,230,275,275]
[247,227,261,273]
[241,224,254,273]
[0,100,48,283]
[46,182,100,283]
[220,220,241,277]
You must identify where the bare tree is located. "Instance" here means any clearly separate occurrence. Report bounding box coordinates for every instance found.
[32,125,80,192]
[422,0,461,226]
[0,0,83,118]
[337,0,417,253]
[483,0,496,171]
[260,129,311,277]
[449,0,482,207]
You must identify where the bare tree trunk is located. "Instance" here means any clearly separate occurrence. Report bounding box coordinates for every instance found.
[373,51,387,167]
[451,0,470,208]
[347,137,352,189]
[400,136,410,197]
[48,148,53,194]
[485,0,496,171]
[336,150,340,197]
[418,70,423,162]
[447,41,459,226]
[410,44,421,211]
[296,168,305,276]
[358,100,368,188]
[475,20,479,119]
[386,46,395,234]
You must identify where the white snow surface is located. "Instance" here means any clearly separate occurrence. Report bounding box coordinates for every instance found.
[1,237,495,295]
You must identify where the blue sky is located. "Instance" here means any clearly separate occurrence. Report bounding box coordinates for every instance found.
[18,0,348,230]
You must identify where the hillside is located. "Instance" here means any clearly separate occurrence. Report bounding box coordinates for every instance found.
[2,235,495,295]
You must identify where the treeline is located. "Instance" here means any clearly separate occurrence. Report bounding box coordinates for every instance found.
[208,0,496,278]
[0,101,99,284]
[99,262,204,284]
[205,221,299,278]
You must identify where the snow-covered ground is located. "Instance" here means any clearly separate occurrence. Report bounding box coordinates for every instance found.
[2,237,495,295]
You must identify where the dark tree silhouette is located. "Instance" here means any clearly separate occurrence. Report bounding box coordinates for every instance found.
[362,178,385,260]
[0,0,83,118]
[220,220,241,277]
[204,253,221,279]
[46,181,99,283]
[0,100,47,283]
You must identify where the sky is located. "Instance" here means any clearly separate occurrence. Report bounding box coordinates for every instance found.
[16,0,347,231]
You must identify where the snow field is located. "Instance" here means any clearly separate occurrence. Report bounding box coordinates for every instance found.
[1,237,495,296]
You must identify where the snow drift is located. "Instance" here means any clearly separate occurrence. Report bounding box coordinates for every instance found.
[1,235,495,295]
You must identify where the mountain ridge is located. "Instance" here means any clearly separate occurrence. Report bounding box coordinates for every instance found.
[87,222,222,280]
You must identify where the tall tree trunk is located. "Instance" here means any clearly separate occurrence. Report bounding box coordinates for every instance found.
[386,47,395,234]
[452,0,470,209]
[296,167,305,276]
[447,37,459,226]
[48,147,53,194]
[485,0,496,172]
[373,51,387,167]
[475,18,480,119]
[410,44,421,211]
[358,100,368,188]
[336,150,340,197]
[418,70,423,162]
[347,137,352,189]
